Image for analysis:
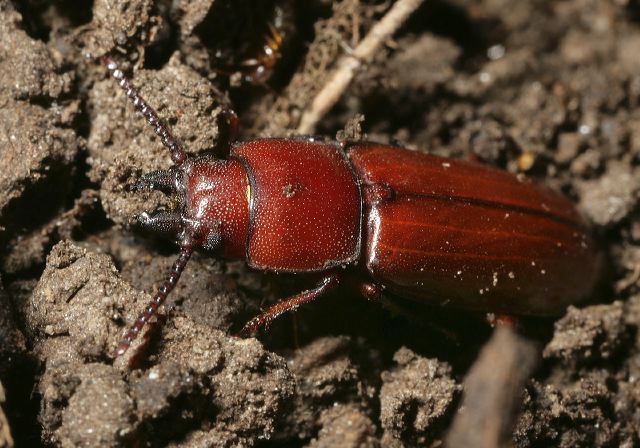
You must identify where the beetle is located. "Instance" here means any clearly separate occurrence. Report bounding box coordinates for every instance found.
[103,58,601,358]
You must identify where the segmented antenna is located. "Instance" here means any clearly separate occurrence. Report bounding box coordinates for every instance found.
[114,248,193,358]
[103,57,187,165]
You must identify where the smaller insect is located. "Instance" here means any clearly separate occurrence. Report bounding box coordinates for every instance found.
[104,58,601,359]
[238,21,285,85]
[206,2,291,86]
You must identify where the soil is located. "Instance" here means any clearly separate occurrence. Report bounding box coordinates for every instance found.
[1,0,640,447]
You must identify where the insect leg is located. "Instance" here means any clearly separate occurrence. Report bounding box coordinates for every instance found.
[239,274,340,336]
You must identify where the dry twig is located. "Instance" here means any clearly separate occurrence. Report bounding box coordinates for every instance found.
[296,0,425,134]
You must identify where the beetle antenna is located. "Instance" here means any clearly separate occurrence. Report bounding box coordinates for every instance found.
[103,56,187,166]
[114,247,193,358]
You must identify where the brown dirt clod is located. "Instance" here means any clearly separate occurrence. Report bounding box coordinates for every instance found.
[380,347,459,446]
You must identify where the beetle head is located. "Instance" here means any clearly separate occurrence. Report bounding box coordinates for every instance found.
[135,157,249,260]
[103,56,249,359]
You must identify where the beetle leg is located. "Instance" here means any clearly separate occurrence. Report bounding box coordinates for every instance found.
[220,105,239,146]
[133,168,179,194]
[136,210,182,237]
[239,274,340,336]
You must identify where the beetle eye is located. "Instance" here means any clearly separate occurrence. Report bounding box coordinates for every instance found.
[202,232,222,252]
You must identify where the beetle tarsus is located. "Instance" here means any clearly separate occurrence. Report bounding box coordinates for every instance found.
[239,274,340,337]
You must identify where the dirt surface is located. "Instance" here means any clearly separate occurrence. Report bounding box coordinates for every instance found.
[1,0,640,446]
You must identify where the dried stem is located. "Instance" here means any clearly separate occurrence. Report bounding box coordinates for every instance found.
[296,0,425,135]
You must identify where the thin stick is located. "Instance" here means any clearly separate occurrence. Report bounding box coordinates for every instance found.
[296,0,425,135]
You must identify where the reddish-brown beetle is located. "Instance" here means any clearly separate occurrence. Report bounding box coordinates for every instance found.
[104,59,601,358]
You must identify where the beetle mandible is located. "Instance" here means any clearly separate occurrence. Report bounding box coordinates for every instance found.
[103,58,601,358]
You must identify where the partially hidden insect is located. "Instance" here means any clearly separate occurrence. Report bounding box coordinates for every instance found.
[104,58,602,358]
[205,2,291,86]
[238,21,285,85]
